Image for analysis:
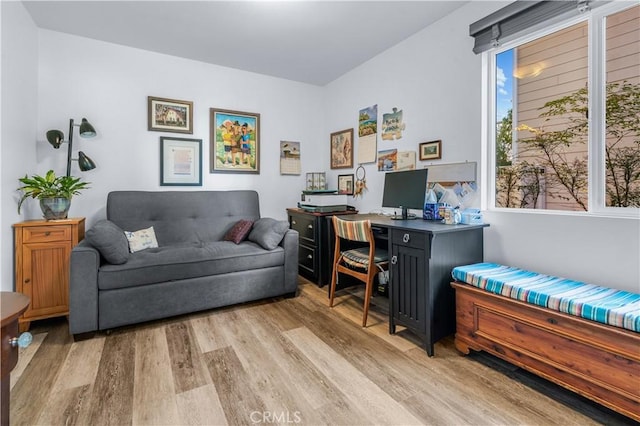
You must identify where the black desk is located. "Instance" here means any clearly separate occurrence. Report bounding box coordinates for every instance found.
[338,214,488,356]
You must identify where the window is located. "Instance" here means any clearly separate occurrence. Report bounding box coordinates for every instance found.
[483,3,639,215]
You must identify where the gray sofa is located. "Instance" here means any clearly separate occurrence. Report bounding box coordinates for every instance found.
[69,190,298,336]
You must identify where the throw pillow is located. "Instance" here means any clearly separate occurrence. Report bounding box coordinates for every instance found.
[124,226,159,253]
[248,218,289,250]
[85,220,130,264]
[224,219,254,244]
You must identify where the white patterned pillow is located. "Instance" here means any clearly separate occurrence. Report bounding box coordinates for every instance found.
[124,226,159,253]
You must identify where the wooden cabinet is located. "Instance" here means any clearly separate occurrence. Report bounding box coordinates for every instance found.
[13,218,85,331]
[388,225,486,356]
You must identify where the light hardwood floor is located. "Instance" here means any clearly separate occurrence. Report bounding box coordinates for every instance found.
[10,278,633,425]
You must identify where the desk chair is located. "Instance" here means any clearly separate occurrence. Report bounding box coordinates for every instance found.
[329,216,389,327]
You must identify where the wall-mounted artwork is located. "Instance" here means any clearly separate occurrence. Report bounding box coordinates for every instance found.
[280,141,301,175]
[160,137,202,186]
[358,104,377,164]
[148,96,193,134]
[377,149,397,171]
[330,128,353,169]
[397,151,416,171]
[419,140,442,160]
[381,107,405,140]
[338,174,354,195]
[210,108,260,174]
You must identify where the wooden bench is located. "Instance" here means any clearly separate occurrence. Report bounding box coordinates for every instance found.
[451,263,640,422]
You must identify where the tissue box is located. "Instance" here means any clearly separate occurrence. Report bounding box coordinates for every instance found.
[423,203,446,220]
[460,208,483,225]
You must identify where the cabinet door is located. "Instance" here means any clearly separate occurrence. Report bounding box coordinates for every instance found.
[21,241,71,319]
[391,243,427,334]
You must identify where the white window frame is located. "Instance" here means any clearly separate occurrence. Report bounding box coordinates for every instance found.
[481,1,640,219]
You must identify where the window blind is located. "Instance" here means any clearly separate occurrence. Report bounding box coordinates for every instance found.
[469,0,604,54]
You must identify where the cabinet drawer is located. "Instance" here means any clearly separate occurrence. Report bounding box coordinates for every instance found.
[23,225,71,243]
[290,215,316,244]
[391,230,426,249]
[298,244,316,272]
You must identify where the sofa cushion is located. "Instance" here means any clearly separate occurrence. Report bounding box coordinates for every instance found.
[97,241,285,291]
[125,226,159,253]
[248,218,289,250]
[224,219,253,244]
[85,220,130,264]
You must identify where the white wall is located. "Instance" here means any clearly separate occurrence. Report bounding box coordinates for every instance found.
[34,31,324,226]
[324,1,640,292]
[1,2,39,291]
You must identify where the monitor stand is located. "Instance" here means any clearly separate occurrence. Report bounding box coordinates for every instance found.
[390,207,418,220]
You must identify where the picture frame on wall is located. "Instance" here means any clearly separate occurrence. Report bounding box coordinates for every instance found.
[148,96,193,134]
[419,140,442,161]
[210,108,260,174]
[160,137,202,186]
[330,128,354,169]
[338,174,354,195]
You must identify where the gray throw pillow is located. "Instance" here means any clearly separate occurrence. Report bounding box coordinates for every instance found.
[85,220,130,264]
[248,218,289,250]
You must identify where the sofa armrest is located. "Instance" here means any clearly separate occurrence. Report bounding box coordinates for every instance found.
[69,240,100,335]
[280,228,299,293]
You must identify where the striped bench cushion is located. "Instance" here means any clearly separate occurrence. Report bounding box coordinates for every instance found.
[452,262,640,333]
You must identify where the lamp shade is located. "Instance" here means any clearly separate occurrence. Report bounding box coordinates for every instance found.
[46,130,65,149]
[78,151,96,171]
[79,118,96,138]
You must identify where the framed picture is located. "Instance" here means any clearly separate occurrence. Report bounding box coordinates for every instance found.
[148,96,193,134]
[160,137,202,186]
[210,108,260,174]
[338,174,354,195]
[330,128,354,169]
[419,140,442,160]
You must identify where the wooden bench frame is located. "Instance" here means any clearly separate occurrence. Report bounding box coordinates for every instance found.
[451,281,640,421]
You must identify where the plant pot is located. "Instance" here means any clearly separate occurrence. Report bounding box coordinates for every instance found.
[39,197,71,220]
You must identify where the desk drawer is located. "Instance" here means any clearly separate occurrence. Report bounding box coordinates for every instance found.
[298,244,316,272]
[23,225,71,243]
[391,230,426,249]
[291,215,316,244]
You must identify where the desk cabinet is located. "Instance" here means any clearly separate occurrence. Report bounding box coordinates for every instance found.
[388,225,485,356]
[13,218,85,331]
[287,208,358,286]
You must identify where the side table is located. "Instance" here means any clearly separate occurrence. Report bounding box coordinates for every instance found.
[13,217,85,331]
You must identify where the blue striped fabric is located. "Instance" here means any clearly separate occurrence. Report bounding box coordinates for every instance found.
[452,262,640,333]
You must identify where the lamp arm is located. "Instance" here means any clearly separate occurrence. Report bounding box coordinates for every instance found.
[66,118,75,177]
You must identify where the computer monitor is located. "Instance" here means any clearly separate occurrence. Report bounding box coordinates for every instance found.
[382,168,429,220]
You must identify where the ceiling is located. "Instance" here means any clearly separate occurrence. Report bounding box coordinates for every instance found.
[23,1,469,86]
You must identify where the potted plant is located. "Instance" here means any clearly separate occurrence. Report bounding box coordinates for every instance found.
[17,170,90,220]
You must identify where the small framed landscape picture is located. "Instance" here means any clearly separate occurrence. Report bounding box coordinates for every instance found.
[148,96,193,134]
[330,128,354,169]
[160,137,202,186]
[210,108,260,174]
[419,140,442,161]
[338,174,354,195]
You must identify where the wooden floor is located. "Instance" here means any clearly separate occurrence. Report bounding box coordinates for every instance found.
[9,277,633,425]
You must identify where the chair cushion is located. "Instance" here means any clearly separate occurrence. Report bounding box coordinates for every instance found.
[85,220,130,265]
[248,218,289,250]
[341,247,388,269]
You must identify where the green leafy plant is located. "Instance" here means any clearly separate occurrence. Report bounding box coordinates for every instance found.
[17,170,90,214]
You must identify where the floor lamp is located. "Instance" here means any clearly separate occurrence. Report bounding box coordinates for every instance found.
[46,118,98,176]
